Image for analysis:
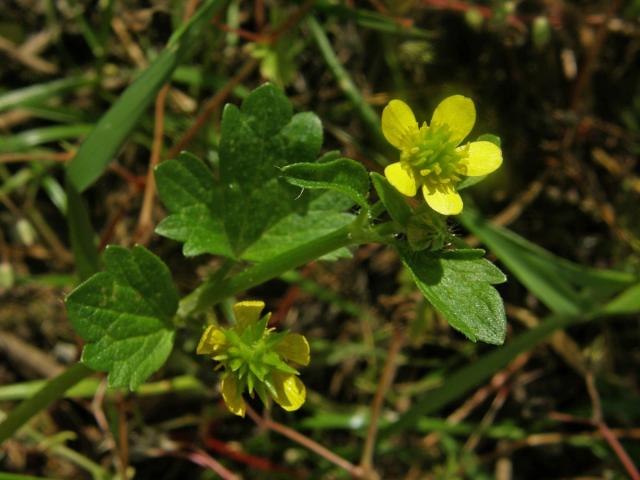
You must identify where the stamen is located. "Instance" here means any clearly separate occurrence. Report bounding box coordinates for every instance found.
[400,123,469,190]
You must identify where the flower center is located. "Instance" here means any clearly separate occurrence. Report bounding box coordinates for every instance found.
[401,124,468,191]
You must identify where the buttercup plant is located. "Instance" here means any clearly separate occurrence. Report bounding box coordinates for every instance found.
[2,3,637,477]
[60,83,508,402]
[0,83,511,469]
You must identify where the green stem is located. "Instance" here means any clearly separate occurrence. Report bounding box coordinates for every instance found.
[179,221,389,317]
[0,363,93,445]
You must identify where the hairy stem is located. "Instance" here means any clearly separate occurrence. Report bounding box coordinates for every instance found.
[179,221,393,318]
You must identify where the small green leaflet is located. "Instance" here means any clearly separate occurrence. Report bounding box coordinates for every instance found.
[242,192,354,262]
[398,245,507,345]
[155,152,233,257]
[282,158,370,208]
[219,85,322,254]
[65,246,179,389]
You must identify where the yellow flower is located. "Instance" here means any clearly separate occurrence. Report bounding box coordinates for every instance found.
[382,96,502,215]
[197,300,310,417]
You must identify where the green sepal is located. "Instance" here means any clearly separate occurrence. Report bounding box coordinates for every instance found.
[457,134,501,191]
[262,351,299,375]
[476,133,501,147]
[406,205,450,252]
[456,175,487,191]
[370,172,412,227]
[255,382,270,406]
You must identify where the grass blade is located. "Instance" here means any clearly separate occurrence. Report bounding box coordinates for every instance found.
[0,124,92,153]
[307,16,386,155]
[0,75,95,113]
[460,209,634,314]
[0,363,93,445]
[65,182,100,281]
[381,314,579,437]
[65,0,225,192]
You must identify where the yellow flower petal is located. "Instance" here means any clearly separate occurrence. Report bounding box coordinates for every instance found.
[382,99,419,150]
[271,372,306,412]
[461,141,502,176]
[197,325,228,355]
[221,375,246,417]
[431,95,476,145]
[233,300,265,330]
[422,186,463,215]
[384,162,417,197]
[276,333,310,366]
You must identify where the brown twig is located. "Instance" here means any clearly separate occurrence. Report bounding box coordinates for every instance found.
[117,397,130,480]
[183,0,201,20]
[255,0,266,29]
[359,327,404,474]
[422,352,530,449]
[108,164,145,191]
[569,0,622,113]
[18,29,56,58]
[465,171,548,247]
[91,379,117,455]
[0,331,64,378]
[0,151,74,164]
[246,405,365,478]
[134,83,170,245]
[0,34,58,74]
[463,386,509,452]
[111,17,147,68]
[25,206,74,264]
[163,447,240,480]
[585,372,640,480]
[167,57,259,159]
[267,0,316,42]
[212,21,265,42]
[506,304,587,376]
[547,378,640,480]
[484,427,640,462]
[203,434,291,475]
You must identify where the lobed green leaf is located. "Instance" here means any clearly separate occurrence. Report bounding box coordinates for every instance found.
[219,84,324,254]
[65,246,179,389]
[398,244,507,345]
[155,84,357,261]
